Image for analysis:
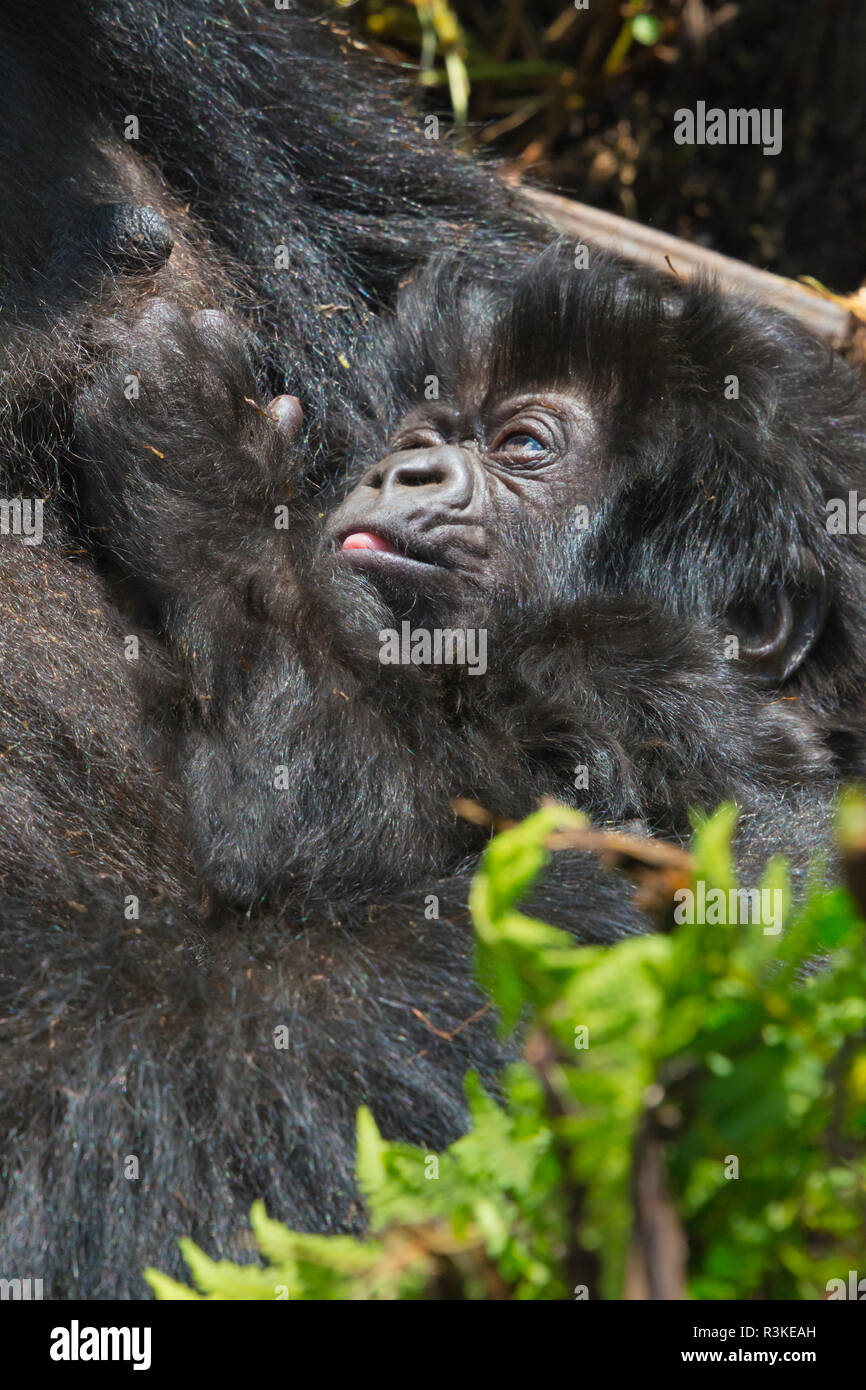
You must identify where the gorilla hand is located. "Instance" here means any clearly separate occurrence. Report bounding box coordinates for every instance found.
[74,299,306,687]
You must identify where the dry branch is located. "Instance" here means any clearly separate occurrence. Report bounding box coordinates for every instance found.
[524,187,853,343]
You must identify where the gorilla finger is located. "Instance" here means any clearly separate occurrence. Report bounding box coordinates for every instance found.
[190,308,252,360]
[266,394,304,440]
[86,203,175,275]
[134,295,190,337]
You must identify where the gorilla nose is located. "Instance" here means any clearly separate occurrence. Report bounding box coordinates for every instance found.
[377,447,473,507]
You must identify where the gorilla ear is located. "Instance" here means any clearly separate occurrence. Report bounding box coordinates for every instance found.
[726,573,828,686]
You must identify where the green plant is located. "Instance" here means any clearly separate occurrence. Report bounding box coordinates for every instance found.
[146,801,866,1300]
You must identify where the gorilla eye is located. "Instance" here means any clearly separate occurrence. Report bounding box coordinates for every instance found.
[491,427,550,464]
[503,433,544,452]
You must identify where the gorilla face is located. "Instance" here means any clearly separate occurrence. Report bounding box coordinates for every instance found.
[327,391,599,616]
[324,244,852,685]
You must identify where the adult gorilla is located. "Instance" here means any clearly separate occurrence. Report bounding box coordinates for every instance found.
[0,2,860,1300]
[0,0,541,1300]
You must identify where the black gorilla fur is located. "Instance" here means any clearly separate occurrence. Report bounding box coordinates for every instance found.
[0,2,863,1299]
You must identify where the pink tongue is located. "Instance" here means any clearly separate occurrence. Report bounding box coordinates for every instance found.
[341,532,396,553]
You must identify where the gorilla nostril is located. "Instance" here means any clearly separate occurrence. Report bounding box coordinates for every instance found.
[376,447,474,506]
[393,462,448,487]
[361,465,384,490]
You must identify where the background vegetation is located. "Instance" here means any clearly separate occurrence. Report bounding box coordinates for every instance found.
[343,0,866,288]
[148,801,866,1300]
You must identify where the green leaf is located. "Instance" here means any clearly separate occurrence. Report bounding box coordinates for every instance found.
[632,14,663,46]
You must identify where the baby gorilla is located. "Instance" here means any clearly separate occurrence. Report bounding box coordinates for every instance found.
[73,255,837,912]
[32,248,840,1295]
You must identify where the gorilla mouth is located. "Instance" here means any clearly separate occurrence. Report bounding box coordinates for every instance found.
[337,527,447,573]
[341,531,400,554]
